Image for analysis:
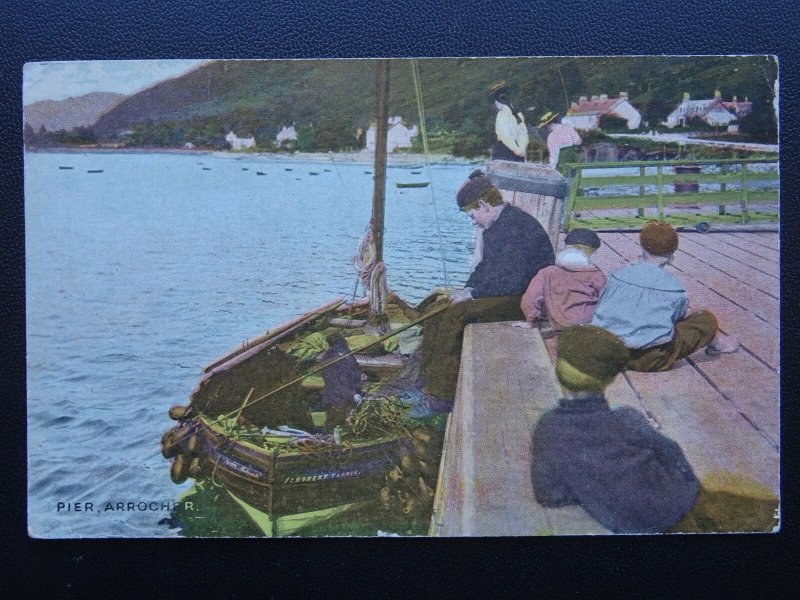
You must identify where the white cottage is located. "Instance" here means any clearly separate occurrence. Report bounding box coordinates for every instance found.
[276,124,298,146]
[225,131,256,150]
[664,91,750,129]
[365,116,419,153]
[562,93,642,131]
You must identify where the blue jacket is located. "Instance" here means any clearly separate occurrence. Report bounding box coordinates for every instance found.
[530,394,700,533]
[466,205,555,298]
[591,262,688,348]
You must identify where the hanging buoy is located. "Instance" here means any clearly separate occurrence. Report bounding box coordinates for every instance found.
[170,455,189,484]
[185,434,199,455]
[188,457,203,478]
[161,429,181,458]
[168,405,189,421]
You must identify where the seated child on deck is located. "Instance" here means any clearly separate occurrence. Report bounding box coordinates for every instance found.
[520,228,606,333]
[530,325,778,533]
[590,221,737,372]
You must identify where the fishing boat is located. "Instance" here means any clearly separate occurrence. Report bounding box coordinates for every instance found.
[59,166,74,170]
[162,60,446,537]
[396,181,430,188]
[87,169,104,173]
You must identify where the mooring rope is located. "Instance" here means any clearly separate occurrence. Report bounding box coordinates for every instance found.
[411,58,449,288]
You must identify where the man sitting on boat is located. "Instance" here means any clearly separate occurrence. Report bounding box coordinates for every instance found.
[420,172,555,401]
[590,221,738,371]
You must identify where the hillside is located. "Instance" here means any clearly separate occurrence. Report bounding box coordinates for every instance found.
[91,57,778,151]
[25,92,126,132]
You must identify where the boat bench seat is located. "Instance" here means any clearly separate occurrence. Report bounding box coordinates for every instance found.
[429,321,609,536]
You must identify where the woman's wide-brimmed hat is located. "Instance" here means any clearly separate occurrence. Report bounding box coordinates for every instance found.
[487,80,510,99]
[539,111,559,126]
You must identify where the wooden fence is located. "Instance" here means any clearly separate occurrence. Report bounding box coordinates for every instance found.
[561,158,779,230]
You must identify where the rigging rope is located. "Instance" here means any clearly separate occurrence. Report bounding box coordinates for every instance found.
[411,59,449,288]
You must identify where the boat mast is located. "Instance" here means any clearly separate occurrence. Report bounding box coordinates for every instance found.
[367,59,391,333]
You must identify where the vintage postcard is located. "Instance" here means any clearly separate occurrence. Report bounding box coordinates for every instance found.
[25,56,779,538]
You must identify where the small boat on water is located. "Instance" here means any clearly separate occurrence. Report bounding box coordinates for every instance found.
[202,167,212,171]
[396,182,429,188]
[309,172,319,175]
[256,171,266,176]
[285,168,293,172]
[87,169,104,173]
[59,166,74,170]
[242,167,250,171]
[411,171,422,175]
[163,60,446,537]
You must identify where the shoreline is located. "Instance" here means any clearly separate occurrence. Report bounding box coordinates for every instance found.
[24,146,484,166]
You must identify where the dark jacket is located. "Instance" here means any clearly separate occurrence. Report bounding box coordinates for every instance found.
[466,205,555,298]
[319,340,361,408]
[530,394,700,533]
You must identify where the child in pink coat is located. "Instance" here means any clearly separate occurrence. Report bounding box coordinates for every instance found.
[521,228,606,331]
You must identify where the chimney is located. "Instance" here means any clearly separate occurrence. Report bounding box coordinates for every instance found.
[579,95,587,103]
[619,91,628,99]
[745,96,749,102]
[714,89,721,98]
[599,94,608,101]
[683,92,690,101]
[732,95,738,103]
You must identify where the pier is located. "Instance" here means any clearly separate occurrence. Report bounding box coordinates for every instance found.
[430,230,779,536]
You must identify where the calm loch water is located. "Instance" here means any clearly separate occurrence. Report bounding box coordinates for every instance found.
[25,151,477,537]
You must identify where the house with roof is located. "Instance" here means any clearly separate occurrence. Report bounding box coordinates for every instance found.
[664,91,752,129]
[365,116,419,153]
[225,131,256,150]
[276,124,298,147]
[562,92,642,131]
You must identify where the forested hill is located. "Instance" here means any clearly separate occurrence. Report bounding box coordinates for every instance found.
[92,56,778,149]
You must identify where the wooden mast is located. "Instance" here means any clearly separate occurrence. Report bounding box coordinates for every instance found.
[372,59,389,265]
[367,59,391,333]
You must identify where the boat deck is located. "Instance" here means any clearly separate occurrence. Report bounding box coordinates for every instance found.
[430,231,779,536]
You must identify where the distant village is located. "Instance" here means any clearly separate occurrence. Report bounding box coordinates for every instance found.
[24,89,760,157]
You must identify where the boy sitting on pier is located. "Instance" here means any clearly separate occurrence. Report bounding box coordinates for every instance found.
[530,325,778,533]
[520,228,606,334]
[590,221,737,371]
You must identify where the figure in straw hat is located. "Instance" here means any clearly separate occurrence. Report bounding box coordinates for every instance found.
[488,81,529,162]
[540,111,582,170]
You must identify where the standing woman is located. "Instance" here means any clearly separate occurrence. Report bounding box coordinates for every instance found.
[488,81,529,162]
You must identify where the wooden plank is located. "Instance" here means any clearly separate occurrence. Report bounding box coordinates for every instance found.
[687,351,779,448]
[204,297,345,372]
[679,233,779,277]
[430,322,608,536]
[729,231,779,251]
[708,232,779,263]
[672,235,778,298]
[613,232,779,326]
[624,365,779,495]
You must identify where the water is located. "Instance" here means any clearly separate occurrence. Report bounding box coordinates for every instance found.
[25,151,479,537]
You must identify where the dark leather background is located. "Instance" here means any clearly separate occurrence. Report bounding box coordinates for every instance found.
[1,0,797,594]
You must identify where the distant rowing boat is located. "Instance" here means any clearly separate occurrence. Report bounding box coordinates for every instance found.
[59,166,73,170]
[396,182,429,188]
[87,169,104,173]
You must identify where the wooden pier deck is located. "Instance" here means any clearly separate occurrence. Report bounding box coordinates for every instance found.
[430,231,779,536]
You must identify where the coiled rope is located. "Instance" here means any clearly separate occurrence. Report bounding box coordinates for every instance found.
[353,228,388,315]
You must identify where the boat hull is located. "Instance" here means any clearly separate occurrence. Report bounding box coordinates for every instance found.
[175,417,411,535]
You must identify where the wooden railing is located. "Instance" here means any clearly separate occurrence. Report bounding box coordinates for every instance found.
[561,158,779,230]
